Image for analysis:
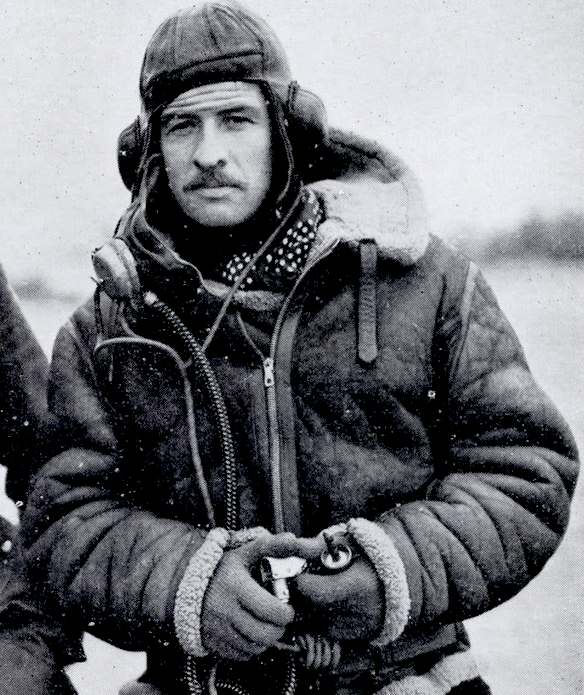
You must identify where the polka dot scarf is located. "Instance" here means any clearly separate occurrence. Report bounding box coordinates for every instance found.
[221,189,323,291]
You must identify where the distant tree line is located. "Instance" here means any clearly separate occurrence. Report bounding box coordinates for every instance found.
[13,275,80,302]
[452,211,584,263]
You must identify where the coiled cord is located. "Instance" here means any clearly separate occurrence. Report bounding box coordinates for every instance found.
[144,291,238,531]
[297,635,342,671]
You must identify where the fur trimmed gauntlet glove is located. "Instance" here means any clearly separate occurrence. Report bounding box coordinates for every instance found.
[294,519,410,644]
[174,529,318,661]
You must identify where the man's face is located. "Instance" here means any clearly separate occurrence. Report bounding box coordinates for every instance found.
[160,81,273,229]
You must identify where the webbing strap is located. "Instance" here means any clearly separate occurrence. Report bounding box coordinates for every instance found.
[358,240,379,364]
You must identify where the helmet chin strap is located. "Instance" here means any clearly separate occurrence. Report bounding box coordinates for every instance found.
[262,82,299,208]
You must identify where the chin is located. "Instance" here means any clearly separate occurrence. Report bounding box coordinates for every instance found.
[184,204,255,229]
[189,213,249,228]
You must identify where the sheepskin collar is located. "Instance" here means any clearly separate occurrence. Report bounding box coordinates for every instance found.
[306,129,429,265]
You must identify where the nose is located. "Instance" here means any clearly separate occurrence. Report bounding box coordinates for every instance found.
[192,120,227,170]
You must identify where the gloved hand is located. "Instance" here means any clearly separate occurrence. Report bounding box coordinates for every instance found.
[292,537,385,641]
[0,640,77,695]
[201,532,311,661]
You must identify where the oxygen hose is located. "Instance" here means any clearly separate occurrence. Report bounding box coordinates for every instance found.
[142,291,298,695]
[143,291,238,531]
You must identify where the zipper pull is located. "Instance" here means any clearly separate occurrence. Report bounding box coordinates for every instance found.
[263,358,275,387]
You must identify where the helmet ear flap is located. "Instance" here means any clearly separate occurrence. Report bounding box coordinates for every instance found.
[286,81,328,146]
[117,116,144,192]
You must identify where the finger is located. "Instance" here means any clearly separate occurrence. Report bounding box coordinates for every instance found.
[244,532,325,563]
[220,622,267,659]
[294,572,338,605]
[232,610,286,651]
[231,616,285,651]
[244,532,302,562]
[286,535,326,561]
[216,638,258,662]
[236,573,295,626]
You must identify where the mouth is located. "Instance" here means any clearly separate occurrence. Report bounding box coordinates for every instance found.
[187,184,238,199]
[186,180,241,192]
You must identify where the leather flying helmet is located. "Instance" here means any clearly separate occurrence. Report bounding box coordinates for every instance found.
[118,0,327,193]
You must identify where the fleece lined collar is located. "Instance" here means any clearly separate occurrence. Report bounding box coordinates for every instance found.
[305,129,429,265]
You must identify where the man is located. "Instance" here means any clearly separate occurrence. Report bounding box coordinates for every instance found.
[0,263,78,694]
[21,2,578,695]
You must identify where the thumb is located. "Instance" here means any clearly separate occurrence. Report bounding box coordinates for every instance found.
[242,532,320,564]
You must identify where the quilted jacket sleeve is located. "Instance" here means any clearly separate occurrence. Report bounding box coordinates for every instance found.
[0,264,55,503]
[0,519,78,694]
[21,309,207,651]
[374,266,578,631]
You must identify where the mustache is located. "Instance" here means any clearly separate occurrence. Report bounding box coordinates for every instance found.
[184,172,244,190]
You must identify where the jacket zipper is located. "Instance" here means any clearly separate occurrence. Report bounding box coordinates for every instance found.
[236,320,284,529]
[236,241,337,532]
[263,357,275,387]
[264,355,284,531]
[266,241,338,532]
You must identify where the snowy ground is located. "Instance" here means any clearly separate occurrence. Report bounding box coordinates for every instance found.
[3,259,582,695]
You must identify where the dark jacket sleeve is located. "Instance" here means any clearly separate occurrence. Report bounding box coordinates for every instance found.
[376,267,578,629]
[0,264,56,504]
[21,310,207,651]
[0,519,78,694]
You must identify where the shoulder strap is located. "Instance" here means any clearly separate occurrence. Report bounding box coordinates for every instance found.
[449,260,480,382]
[357,239,379,365]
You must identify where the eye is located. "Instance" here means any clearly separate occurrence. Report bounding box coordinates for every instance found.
[162,118,195,136]
[223,113,254,127]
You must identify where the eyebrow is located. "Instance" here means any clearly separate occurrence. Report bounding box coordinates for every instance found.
[216,104,262,119]
[161,102,263,125]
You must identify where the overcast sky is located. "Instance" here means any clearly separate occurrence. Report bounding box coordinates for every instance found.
[1,0,583,287]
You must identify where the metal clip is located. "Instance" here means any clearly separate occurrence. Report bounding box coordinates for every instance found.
[320,531,353,572]
[260,556,307,603]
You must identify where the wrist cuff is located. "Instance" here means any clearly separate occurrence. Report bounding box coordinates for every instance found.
[173,526,269,658]
[346,517,411,645]
[173,528,230,658]
[227,526,268,549]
